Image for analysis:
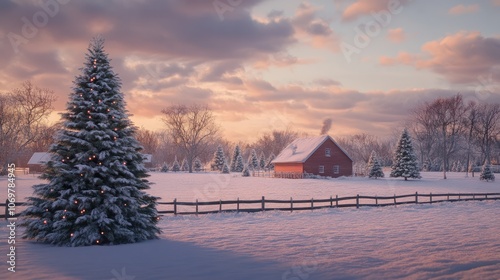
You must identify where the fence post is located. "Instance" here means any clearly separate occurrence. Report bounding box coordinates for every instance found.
[237,197,240,213]
[219,200,222,213]
[486,194,488,200]
[458,194,461,201]
[4,199,8,220]
[472,194,475,201]
[291,197,293,213]
[356,195,359,209]
[311,198,314,210]
[262,196,265,211]
[375,196,378,206]
[430,193,433,204]
[196,199,198,216]
[335,195,338,208]
[415,192,418,204]
[330,196,333,208]
[447,194,449,201]
[173,199,177,216]
[393,194,396,206]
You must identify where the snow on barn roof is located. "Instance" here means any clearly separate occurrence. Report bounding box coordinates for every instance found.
[28,152,52,165]
[272,135,352,163]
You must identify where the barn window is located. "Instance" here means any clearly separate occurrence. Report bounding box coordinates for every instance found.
[333,165,340,174]
[319,165,325,174]
[325,148,331,157]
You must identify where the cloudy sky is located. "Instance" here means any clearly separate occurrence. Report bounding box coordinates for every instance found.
[1,0,499,141]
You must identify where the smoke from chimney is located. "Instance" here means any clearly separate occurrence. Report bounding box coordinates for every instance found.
[320,118,332,135]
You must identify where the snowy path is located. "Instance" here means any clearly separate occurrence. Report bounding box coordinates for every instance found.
[1,201,499,279]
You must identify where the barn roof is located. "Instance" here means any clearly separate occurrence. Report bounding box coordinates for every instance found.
[28,152,52,165]
[272,135,352,163]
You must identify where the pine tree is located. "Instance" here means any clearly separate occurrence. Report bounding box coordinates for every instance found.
[390,128,421,181]
[212,145,225,171]
[193,158,202,172]
[221,162,230,174]
[171,156,180,172]
[242,165,250,177]
[230,145,242,172]
[181,158,189,172]
[248,149,259,170]
[22,37,160,246]
[367,151,384,179]
[160,162,169,173]
[480,164,495,182]
[266,153,276,170]
[235,154,244,172]
[259,152,266,170]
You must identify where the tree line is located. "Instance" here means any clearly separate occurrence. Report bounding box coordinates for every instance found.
[1,83,498,179]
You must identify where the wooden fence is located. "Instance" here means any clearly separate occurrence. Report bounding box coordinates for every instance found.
[156,192,500,215]
[3,192,500,219]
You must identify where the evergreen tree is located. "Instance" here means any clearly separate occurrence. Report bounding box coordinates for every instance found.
[259,152,266,170]
[390,128,421,181]
[266,153,276,170]
[212,145,225,171]
[181,157,189,172]
[221,162,230,174]
[480,164,495,182]
[193,158,202,172]
[160,162,169,173]
[171,156,180,172]
[235,154,244,172]
[242,165,250,177]
[367,151,384,179]
[230,145,242,172]
[22,37,160,246]
[248,149,259,170]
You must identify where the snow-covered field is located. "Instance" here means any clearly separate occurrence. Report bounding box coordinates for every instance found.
[0,172,499,279]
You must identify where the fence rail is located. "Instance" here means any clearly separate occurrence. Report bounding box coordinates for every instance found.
[3,192,500,219]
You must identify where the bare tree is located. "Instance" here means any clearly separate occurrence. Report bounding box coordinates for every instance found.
[463,102,480,177]
[0,81,56,173]
[475,103,500,165]
[417,94,467,179]
[254,129,299,157]
[161,104,219,173]
[136,127,161,155]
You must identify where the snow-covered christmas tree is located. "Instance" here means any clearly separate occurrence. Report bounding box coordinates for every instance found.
[248,149,259,170]
[221,162,230,174]
[193,158,203,172]
[22,37,160,246]
[259,152,266,170]
[230,145,242,172]
[234,154,244,173]
[367,151,384,179]
[480,164,495,182]
[212,145,225,171]
[266,153,276,170]
[171,156,180,172]
[181,157,189,172]
[390,128,421,181]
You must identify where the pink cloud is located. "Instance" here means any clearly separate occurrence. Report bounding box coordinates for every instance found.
[387,28,406,43]
[448,4,479,15]
[380,31,500,84]
[339,0,412,21]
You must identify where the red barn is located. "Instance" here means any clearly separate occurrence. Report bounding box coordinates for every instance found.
[272,135,353,178]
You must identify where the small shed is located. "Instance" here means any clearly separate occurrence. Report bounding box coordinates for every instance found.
[272,135,353,178]
[27,152,52,173]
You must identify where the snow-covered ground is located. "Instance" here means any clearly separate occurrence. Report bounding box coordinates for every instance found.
[0,171,498,279]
